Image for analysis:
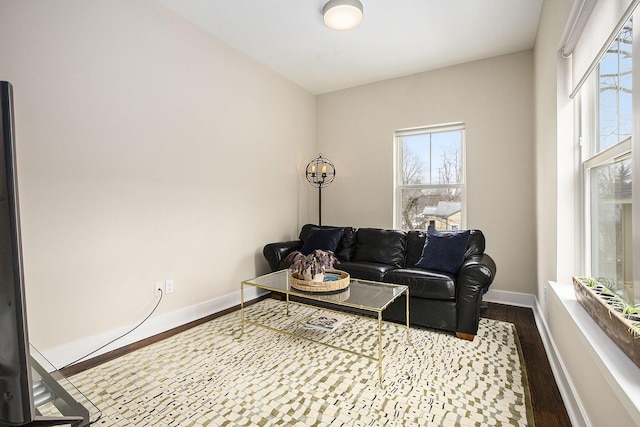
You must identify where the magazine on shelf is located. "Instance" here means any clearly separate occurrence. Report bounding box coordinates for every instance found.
[303,311,348,332]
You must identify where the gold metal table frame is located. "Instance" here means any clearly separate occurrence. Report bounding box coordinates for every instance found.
[240,270,411,387]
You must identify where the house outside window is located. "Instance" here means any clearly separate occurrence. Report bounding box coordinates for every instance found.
[579,18,634,301]
[393,124,465,231]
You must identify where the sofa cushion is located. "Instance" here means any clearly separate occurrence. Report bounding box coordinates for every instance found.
[416,228,470,275]
[408,229,485,266]
[351,228,406,268]
[384,268,456,300]
[299,224,357,261]
[336,261,396,282]
[405,230,427,268]
[465,229,485,258]
[335,227,356,261]
[300,226,344,255]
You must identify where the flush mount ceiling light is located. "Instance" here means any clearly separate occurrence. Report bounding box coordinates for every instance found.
[323,0,363,31]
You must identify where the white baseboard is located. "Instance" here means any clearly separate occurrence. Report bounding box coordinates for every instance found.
[43,287,268,369]
[45,288,536,370]
[483,288,536,308]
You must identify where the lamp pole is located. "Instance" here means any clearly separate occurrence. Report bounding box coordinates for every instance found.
[319,186,322,226]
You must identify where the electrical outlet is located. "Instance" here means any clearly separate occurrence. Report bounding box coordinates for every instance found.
[166,279,174,294]
[155,281,163,296]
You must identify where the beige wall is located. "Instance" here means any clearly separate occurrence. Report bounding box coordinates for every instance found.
[317,51,536,295]
[0,1,315,352]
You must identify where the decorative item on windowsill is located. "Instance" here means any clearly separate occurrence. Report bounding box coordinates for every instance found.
[572,276,640,369]
[285,249,349,293]
[305,154,335,226]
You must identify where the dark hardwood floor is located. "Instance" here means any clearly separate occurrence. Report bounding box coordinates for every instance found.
[63,298,573,426]
[482,302,572,426]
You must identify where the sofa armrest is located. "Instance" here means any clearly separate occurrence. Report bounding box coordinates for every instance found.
[263,240,303,272]
[455,253,497,336]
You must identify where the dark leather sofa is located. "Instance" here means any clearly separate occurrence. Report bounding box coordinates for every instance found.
[263,224,496,340]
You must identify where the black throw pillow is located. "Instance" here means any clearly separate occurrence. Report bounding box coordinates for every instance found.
[415,228,471,275]
[300,227,345,255]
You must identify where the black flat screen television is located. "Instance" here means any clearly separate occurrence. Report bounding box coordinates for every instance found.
[0,80,33,425]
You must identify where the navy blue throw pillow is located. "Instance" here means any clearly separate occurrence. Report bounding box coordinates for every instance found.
[300,227,345,255]
[415,228,471,275]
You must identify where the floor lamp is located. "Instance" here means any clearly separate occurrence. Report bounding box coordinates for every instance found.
[305,154,335,226]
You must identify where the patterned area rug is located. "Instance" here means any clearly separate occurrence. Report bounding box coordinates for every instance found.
[70,299,534,426]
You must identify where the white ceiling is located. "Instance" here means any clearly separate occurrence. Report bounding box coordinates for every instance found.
[154,0,544,94]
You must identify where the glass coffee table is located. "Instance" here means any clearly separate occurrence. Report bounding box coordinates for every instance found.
[240,269,410,387]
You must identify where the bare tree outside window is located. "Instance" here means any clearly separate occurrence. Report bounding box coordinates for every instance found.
[401,146,426,229]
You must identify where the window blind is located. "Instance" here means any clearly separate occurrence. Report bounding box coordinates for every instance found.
[564,0,638,97]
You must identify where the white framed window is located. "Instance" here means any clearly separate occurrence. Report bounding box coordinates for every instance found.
[579,17,634,301]
[393,123,465,231]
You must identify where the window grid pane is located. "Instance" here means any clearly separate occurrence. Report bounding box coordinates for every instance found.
[589,158,633,300]
[400,131,462,185]
[598,19,632,152]
[400,188,462,231]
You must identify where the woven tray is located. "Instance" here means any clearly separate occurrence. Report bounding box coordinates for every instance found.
[290,269,350,293]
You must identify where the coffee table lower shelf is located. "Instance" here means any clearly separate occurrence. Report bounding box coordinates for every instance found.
[240,270,411,388]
